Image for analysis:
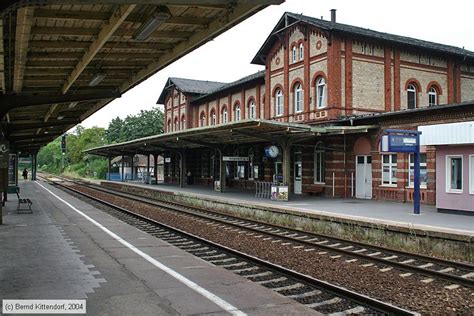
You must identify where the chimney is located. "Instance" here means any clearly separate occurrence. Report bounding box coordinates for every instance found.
[330,9,336,23]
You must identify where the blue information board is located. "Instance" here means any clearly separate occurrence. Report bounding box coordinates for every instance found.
[387,135,417,152]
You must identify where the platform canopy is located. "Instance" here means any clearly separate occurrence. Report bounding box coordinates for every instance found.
[86,119,376,156]
[0,0,283,153]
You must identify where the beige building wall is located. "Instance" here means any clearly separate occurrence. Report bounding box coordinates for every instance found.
[400,66,447,108]
[352,58,385,111]
[461,74,474,101]
[309,30,328,57]
[270,45,284,71]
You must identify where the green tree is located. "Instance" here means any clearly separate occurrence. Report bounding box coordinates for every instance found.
[106,116,125,143]
[121,108,163,141]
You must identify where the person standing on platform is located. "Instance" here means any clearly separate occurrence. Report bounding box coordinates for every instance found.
[22,168,28,180]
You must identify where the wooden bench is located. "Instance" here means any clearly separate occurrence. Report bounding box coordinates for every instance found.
[303,185,325,196]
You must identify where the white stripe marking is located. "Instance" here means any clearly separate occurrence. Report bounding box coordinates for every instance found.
[36,182,246,316]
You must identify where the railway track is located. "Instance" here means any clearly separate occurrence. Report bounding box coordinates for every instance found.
[41,175,419,315]
[64,177,474,290]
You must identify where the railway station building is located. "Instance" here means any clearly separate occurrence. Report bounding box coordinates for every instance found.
[89,11,474,213]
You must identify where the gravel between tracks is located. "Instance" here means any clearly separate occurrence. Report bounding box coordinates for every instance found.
[71,184,474,315]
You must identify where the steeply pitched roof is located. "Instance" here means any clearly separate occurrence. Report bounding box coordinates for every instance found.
[191,70,265,104]
[157,77,226,104]
[252,12,474,65]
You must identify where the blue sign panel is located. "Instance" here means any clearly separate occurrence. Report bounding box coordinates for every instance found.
[388,135,418,152]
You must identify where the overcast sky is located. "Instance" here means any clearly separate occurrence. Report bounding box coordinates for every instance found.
[81,0,474,128]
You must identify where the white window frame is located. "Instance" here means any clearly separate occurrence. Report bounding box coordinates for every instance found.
[314,143,325,184]
[316,77,326,108]
[470,155,474,195]
[294,83,303,113]
[234,104,241,121]
[292,46,297,63]
[407,84,417,109]
[446,155,463,193]
[381,154,397,186]
[211,111,216,126]
[428,86,438,106]
[408,153,427,188]
[181,117,186,130]
[299,43,304,60]
[275,89,283,116]
[222,108,228,124]
[248,100,256,119]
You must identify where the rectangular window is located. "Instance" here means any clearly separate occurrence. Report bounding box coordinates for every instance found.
[314,150,325,183]
[276,94,283,116]
[446,156,463,193]
[408,153,427,187]
[295,90,303,112]
[381,154,397,185]
[234,162,245,179]
[470,155,474,194]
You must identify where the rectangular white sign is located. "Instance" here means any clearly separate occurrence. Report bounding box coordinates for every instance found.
[222,156,249,162]
[2,300,86,314]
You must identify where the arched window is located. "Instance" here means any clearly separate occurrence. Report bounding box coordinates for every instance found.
[210,110,216,126]
[428,86,438,106]
[407,84,417,109]
[314,142,325,183]
[200,112,206,127]
[248,100,256,119]
[316,77,326,108]
[292,45,297,63]
[181,116,186,130]
[294,83,303,113]
[275,89,283,116]
[174,118,179,131]
[234,104,241,121]
[299,43,304,60]
[222,108,228,123]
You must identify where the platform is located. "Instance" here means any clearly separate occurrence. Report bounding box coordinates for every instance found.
[0,180,318,315]
[105,181,474,237]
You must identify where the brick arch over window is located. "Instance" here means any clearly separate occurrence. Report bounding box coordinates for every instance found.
[233,101,241,110]
[311,71,327,87]
[209,108,217,125]
[272,84,284,97]
[404,78,421,91]
[426,81,443,95]
[199,111,206,126]
[290,77,304,91]
[221,104,228,113]
[246,96,256,105]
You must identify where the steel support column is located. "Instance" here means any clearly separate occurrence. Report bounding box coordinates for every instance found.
[32,153,37,180]
[130,154,134,181]
[281,140,291,193]
[178,150,186,188]
[121,155,125,182]
[146,154,150,183]
[107,155,111,181]
[217,148,226,193]
[153,153,158,180]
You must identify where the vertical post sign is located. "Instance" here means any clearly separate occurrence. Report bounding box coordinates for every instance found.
[381,129,422,214]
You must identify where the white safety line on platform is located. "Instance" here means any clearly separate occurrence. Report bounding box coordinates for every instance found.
[36,182,247,316]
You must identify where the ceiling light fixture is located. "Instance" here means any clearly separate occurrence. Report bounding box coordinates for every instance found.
[57,115,64,120]
[133,6,171,41]
[68,102,78,109]
[88,72,106,87]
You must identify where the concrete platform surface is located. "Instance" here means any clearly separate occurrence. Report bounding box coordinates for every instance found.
[110,181,474,236]
[0,180,318,315]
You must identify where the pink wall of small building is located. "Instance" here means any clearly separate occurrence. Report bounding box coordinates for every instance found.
[436,145,474,212]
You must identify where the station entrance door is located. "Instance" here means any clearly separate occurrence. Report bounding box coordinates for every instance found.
[355,155,372,199]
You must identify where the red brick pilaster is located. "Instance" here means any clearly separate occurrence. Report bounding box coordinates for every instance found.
[171,89,175,132]
[454,64,461,103]
[256,84,261,119]
[303,28,310,121]
[283,32,289,121]
[393,49,401,111]
[216,98,220,124]
[384,47,392,112]
[327,35,342,118]
[447,60,454,103]
[241,89,246,118]
[206,101,209,125]
[228,94,232,121]
[345,39,353,115]
[177,93,181,131]
[265,58,271,119]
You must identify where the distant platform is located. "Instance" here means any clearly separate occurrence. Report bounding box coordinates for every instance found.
[103,181,474,240]
[0,180,317,315]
